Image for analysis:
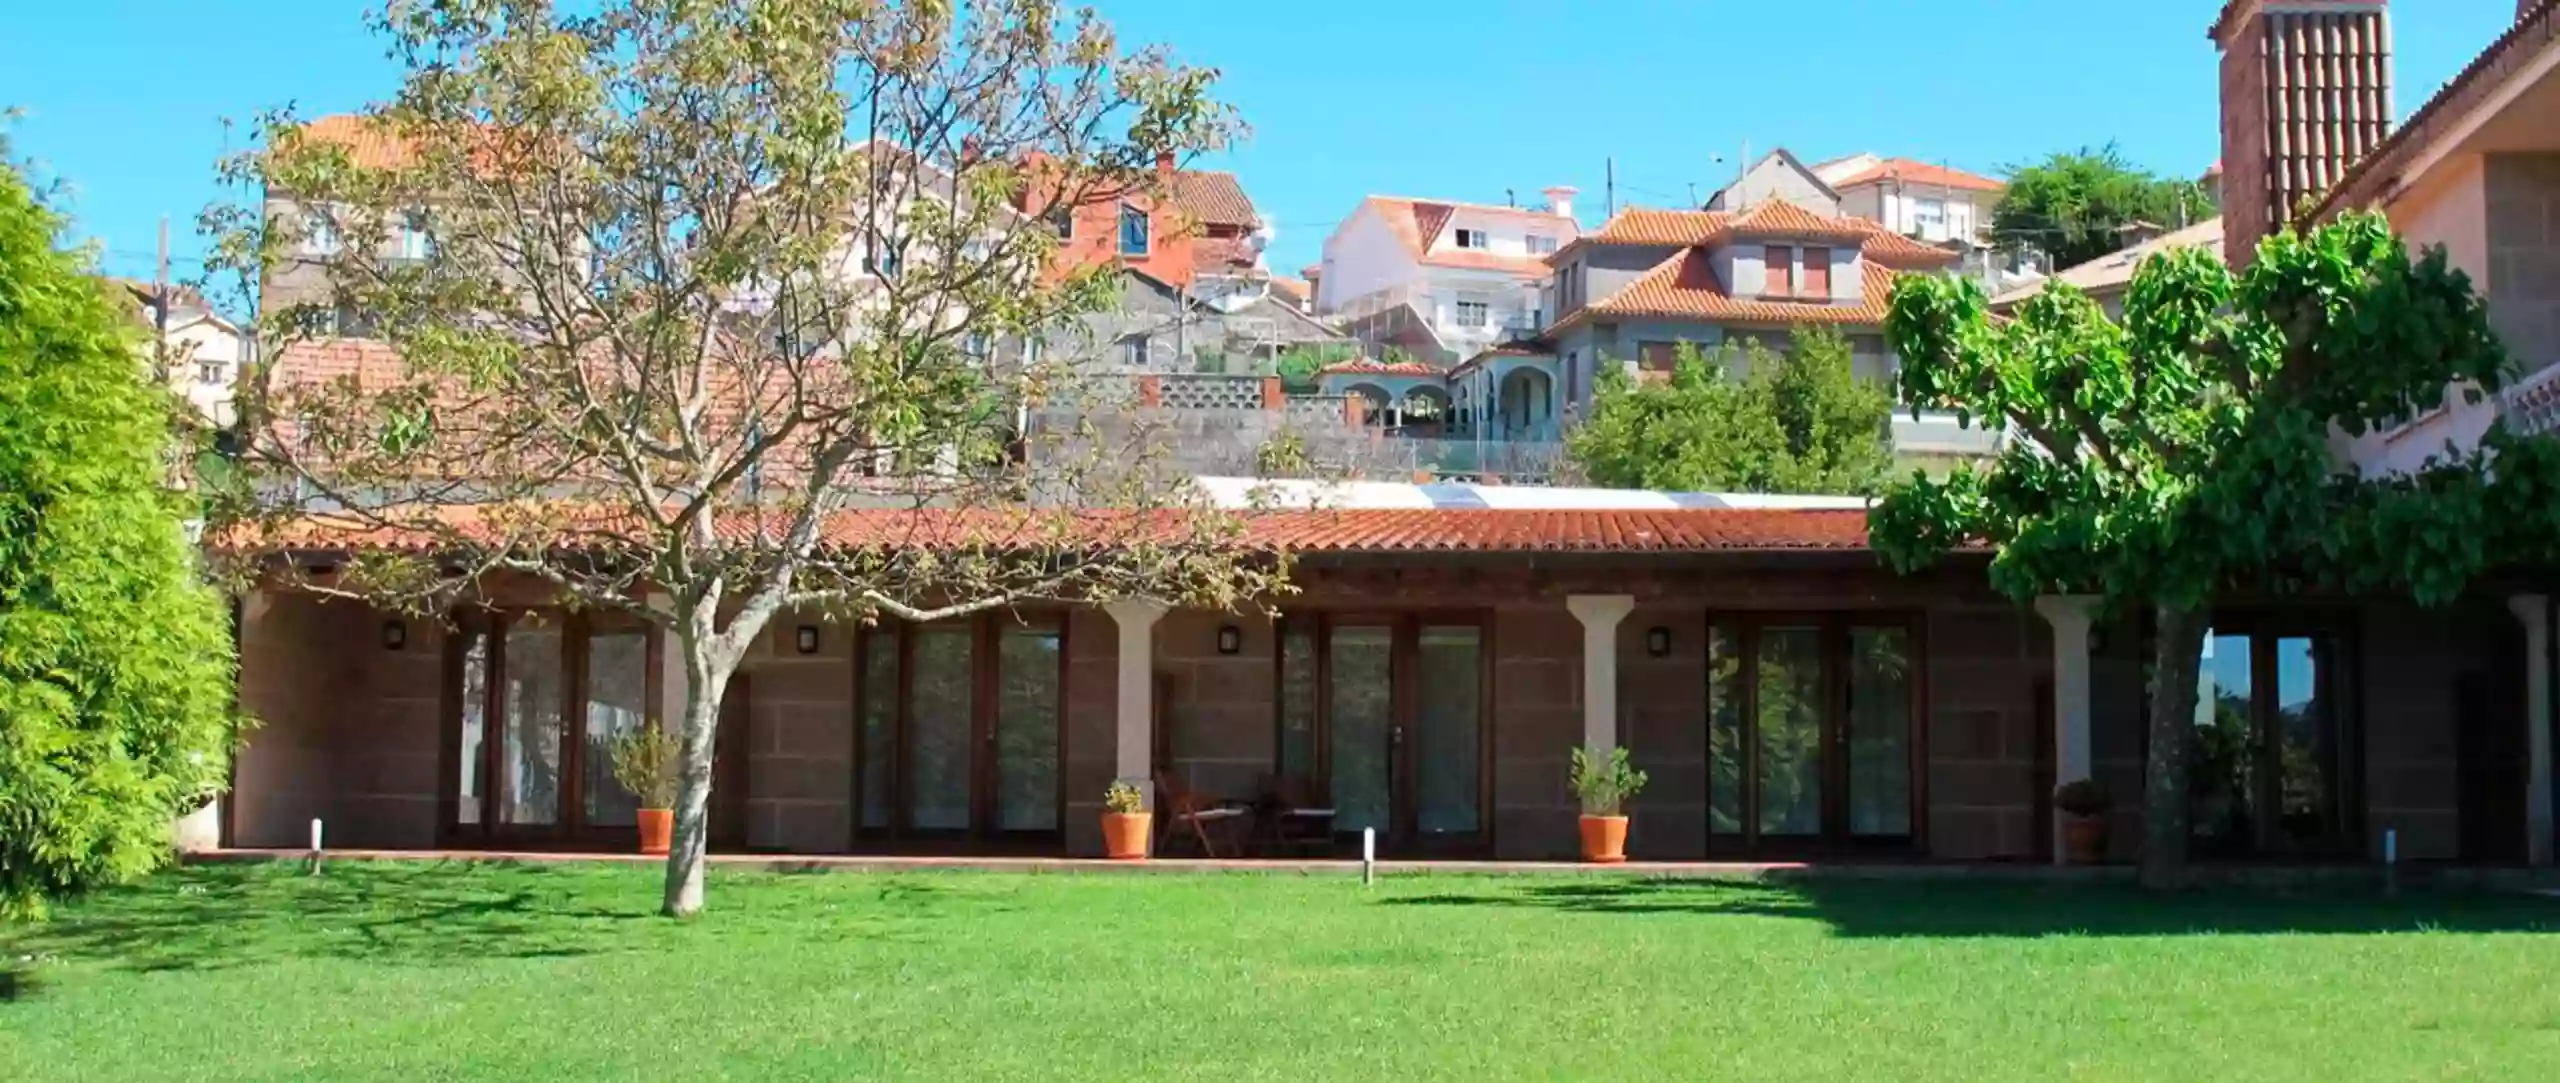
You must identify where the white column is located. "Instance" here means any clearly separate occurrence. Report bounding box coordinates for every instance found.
[1104,599,1168,808]
[2511,594,2553,867]
[1566,595,1635,756]
[2035,595,2098,865]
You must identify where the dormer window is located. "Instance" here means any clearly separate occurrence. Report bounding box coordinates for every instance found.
[1764,245,1795,298]
[1118,204,1150,257]
[1802,246,1832,298]
[1453,228,1489,249]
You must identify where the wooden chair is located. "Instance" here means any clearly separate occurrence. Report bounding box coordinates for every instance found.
[1265,774,1337,857]
[1154,771,1248,858]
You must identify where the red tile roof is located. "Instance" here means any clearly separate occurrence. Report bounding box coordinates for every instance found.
[1363,196,1574,276]
[1166,170,1260,228]
[228,505,1875,556]
[292,114,420,170]
[1722,199,1877,242]
[1825,158,2006,194]
[1556,205,1955,271]
[1550,250,1908,335]
[1318,358,1440,377]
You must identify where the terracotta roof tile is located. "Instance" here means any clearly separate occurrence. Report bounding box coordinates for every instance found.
[1318,358,1440,377]
[1166,170,1260,228]
[1363,196,1576,276]
[229,505,1874,556]
[1723,200,1876,242]
[292,114,419,170]
[1826,158,2006,194]
[1556,205,1959,273]
[1553,249,1910,333]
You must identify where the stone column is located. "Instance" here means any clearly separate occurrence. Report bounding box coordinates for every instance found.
[2511,594,2553,867]
[1104,600,1168,808]
[2035,595,2098,865]
[1565,595,1636,756]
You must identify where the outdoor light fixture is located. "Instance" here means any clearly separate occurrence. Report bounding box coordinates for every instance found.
[796,625,821,654]
[381,619,408,651]
[1217,625,1243,655]
[1646,626,1672,657]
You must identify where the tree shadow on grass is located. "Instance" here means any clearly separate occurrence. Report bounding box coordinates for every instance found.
[1381,878,2560,938]
[1,861,656,979]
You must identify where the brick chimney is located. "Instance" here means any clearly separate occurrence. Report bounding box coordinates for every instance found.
[2212,0,2394,269]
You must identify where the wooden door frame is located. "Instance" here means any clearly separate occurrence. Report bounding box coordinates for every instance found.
[438,606,666,850]
[2183,612,2364,857]
[1706,610,1928,857]
[851,613,1069,850]
[1280,610,1493,855]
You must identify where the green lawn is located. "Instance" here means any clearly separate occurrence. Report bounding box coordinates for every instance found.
[6,863,2560,1081]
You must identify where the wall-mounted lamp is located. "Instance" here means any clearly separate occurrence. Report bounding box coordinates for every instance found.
[381,619,408,651]
[795,625,821,655]
[1645,626,1672,658]
[1216,625,1243,655]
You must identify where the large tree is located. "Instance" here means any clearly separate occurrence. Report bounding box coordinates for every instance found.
[1874,212,2560,887]
[1993,146,2215,271]
[1568,326,1892,495]
[0,158,240,918]
[206,0,1291,916]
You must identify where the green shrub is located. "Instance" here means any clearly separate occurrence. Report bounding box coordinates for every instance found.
[0,161,242,918]
[1103,780,1146,815]
[609,726,682,809]
[1569,747,1647,817]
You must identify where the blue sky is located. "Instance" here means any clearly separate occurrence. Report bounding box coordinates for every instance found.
[0,0,2522,295]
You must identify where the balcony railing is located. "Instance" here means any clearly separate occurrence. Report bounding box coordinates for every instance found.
[2503,362,2560,437]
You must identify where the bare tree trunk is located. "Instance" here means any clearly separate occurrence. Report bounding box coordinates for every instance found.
[662,610,736,918]
[2142,603,2208,890]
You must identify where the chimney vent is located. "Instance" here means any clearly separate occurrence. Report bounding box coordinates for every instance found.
[2213,0,2394,269]
[1542,185,1579,220]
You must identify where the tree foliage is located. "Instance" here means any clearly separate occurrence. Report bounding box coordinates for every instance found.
[1272,341,1355,392]
[1874,211,2558,886]
[1992,145,2216,270]
[0,162,241,918]
[205,0,1291,916]
[1567,326,1892,495]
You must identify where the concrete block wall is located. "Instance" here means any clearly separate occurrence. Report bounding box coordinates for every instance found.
[1155,610,1278,802]
[2486,153,2560,378]
[737,614,852,854]
[1925,606,2046,859]
[233,592,439,848]
[1490,604,1584,859]
[1622,605,1709,859]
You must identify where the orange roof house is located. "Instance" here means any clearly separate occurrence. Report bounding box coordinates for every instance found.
[1019,152,1267,289]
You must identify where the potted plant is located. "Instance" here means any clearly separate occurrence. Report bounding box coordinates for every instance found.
[1570,747,1647,863]
[611,725,683,856]
[2053,778,2112,865]
[1102,780,1151,860]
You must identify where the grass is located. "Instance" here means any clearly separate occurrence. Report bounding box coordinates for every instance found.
[6,863,2560,1081]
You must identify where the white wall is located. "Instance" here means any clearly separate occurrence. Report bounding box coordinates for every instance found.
[1876,188,1988,243]
[2339,155,2494,476]
[1315,206,1421,313]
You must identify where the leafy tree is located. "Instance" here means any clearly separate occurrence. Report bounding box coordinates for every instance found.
[0,160,240,918]
[1567,325,1892,495]
[1993,145,2215,270]
[1273,342,1356,392]
[206,0,1290,917]
[1874,212,2560,887]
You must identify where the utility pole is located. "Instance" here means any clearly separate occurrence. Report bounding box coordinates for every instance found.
[154,216,171,382]
[1605,157,1614,220]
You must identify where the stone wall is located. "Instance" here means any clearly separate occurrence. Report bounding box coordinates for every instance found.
[1924,605,2048,860]
[2487,154,2560,377]
[1490,604,1587,859]
[232,592,440,848]
[736,615,852,854]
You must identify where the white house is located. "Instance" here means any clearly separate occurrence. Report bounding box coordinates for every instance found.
[1313,189,1581,365]
[1812,154,2007,246]
[116,280,242,427]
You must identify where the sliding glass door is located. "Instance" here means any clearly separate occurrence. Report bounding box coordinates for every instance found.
[1707,614,1921,855]
[854,615,1067,846]
[1279,614,1488,854]
[2191,622,2356,856]
[445,610,657,846]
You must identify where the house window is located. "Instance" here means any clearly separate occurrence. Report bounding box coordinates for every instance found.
[196,360,224,384]
[1455,299,1492,327]
[1119,335,1148,368]
[1118,204,1150,256]
[1453,228,1488,249]
[2188,622,2355,857]
[1764,245,1794,298]
[1637,341,1682,374]
[1802,246,1832,298]
[1525,233,1557,255]
[397,210,432,261]
[1702,615,1921,852]
[301,210,342,256]
[1564,351,1580,408]
[865,241,904,280]
[1912,198,1948,238]
[964,332,990,359]
[1046,205,1074,240]
[1274,616,1487,844]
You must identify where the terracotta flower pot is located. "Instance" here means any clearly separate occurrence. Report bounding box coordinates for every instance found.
[1578,814,1630,864]
[637,808,674,855]
[2061,814,2107,865]
[1102,812,1153,860]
